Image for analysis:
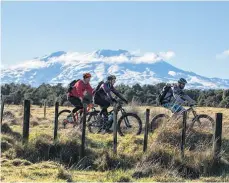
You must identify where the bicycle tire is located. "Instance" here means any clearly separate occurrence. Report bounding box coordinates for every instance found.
[117,113,142,136]
[190,114,214,132]
[150,114,170,132]
[87,111,101,133]
[58,109,71,129]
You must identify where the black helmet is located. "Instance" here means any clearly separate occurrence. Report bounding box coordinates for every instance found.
[107,75,116,81]
[178,78,187,85]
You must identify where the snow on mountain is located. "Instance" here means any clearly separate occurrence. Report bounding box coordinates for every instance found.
[1,49,229,89]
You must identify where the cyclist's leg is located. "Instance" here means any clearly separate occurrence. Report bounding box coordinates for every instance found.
[163,102,179,116]
[100,102,113,131]
[162,103,171,110]
[100,107,108,117]
[162,103,175,115]
[95,97,112,130]
[99,100,110,123]
[68,96,83,114]
[94,95,102,116]
[170,103,186,122]
[94,95,110,116]
[171,103,185,114]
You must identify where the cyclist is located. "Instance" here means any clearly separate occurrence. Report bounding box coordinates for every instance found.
[160,78,196,114]
[67,73,93,115]
[93,75,128,132]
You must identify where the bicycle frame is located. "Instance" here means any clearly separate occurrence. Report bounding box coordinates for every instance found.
[186,107,197,117]
[108,103,131,127]
[170,106,198,122]
[72,103,96,123]
[187,107,201,125]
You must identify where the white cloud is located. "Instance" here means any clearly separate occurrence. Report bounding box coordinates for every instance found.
[133,51,175,64]
[158,51,175,60]
[134,52,160,63]
[216,49,229,59]
[49,52,96,65]
[50,50,175,64]
[101,55,129,63]
[168,71,176,76]
[4,50,176,69]
[188,76,217,88]
[9,60,48,70]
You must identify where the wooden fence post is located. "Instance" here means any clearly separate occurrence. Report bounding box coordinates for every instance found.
[143,109,150,152]
[54,102,59,141]
[44,100,47,119]
[113,105,118,155]
[180,111,187,160]
[1,95,5,125]
[80,103,87,159]
[213,113,222,160]
[23,100,31,144]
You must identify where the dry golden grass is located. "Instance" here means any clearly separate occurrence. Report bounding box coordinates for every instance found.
[1,104,229,182]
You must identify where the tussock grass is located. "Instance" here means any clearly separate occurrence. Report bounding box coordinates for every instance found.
[1,134,16,152]
[104,169,133,182]
[93,150,136,171]
[2,158,32,167]
[1,105,229,182]
[2,110,22,126]
[2,111,15,119]
[1,123,22,140]
[57,166,73,182]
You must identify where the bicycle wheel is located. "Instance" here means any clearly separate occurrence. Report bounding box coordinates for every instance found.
[87,111,103,133]
[190,114,214,133]
[150,114,170,132]
[58,110,75,129]
[117,113,142,136]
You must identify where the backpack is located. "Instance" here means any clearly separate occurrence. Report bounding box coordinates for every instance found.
[67,79,80,93]
[157,85,171,105]
[92,80,104,95]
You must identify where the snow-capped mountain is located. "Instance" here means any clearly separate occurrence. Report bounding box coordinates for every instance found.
[1,49,229,89]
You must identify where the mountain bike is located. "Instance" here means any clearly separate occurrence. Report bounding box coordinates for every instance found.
[150,104,215,133]
[58,103,99,129]
[87,100,142,136]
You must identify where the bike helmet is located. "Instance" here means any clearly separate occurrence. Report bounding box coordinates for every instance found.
[107,75,116,81]
[178,78,187,85]
[83,73,92,79]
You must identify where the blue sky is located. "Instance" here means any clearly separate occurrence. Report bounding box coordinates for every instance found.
[2,1,229,79]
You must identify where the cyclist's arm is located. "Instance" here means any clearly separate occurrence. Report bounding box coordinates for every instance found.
[172,87,186,104]
[111,86,126,102]
[173,86,195,105]
[182,94,196,104]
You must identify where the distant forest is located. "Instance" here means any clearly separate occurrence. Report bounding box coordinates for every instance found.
[1,83,229,108]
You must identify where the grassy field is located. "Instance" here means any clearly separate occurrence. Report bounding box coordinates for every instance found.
[1,104,229,182]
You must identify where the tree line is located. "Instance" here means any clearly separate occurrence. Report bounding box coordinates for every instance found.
[1,83,229,108]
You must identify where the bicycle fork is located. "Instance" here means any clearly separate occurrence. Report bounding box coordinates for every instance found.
[191,108,201,125]
[121,109,132,128]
